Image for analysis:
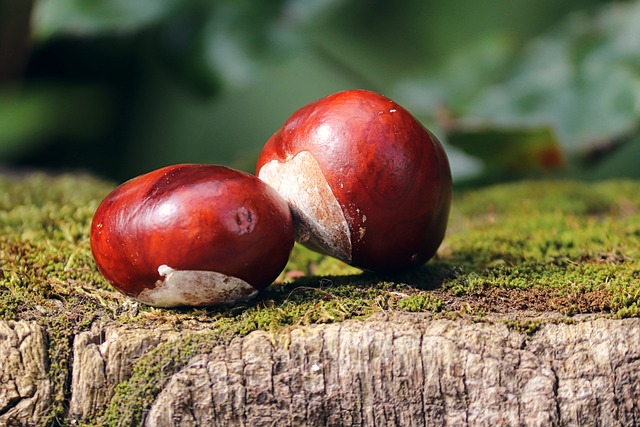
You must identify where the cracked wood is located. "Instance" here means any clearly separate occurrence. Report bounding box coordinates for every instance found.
[2,315,640,426]
[142,315,640,426]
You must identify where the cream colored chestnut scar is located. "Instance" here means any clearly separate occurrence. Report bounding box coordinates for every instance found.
[258,151,352,263]
[136,265,257,308]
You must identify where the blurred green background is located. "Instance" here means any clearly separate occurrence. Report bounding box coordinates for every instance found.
[1,0,639,185]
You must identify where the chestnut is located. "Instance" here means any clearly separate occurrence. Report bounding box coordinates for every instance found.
[256,89,452,272]
[90,164,294,307]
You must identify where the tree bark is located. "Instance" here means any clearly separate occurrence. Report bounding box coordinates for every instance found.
[68,325,179,421]
[0,321,51,426]
[143,315,640,427]
[2,315,640,426]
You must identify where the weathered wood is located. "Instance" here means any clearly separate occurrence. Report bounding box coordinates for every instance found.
[2,316,640,426]
[0,321,51,426]
[69,325,179,421]
[97,315,640,426]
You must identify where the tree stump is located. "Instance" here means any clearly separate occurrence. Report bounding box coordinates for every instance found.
[0,175,638,426]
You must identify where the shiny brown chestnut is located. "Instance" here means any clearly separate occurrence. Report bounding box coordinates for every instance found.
[256,89,452,272]
[90,164,294,307]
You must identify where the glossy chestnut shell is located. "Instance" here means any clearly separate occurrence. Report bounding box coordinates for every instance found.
[90,164,294,307]
[256,89,452,272]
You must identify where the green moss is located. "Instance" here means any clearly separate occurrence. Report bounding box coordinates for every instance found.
[437,180,639,315]
[0,174,639,425]
[397,293,445,312]
[94,331,226,426]
[503,318,543,335]
[278,243,362,278]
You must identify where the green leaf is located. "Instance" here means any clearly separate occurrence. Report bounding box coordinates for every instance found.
[198,1,341,88]
[465,2,640,151]
[33,0,182,38]
[446,122,564,175]
[395,32,516,116]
